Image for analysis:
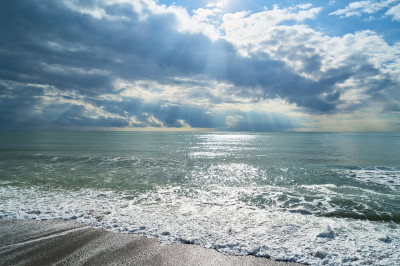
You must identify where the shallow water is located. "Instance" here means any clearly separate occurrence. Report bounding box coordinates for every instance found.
[1,131,399,264]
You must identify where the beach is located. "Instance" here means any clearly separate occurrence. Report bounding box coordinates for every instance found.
[0,218,300,265]
[1,131,399,264]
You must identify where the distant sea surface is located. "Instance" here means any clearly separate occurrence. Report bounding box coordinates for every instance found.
[1,131,399,265]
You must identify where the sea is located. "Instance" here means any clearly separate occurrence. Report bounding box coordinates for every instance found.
[0,131,399,265]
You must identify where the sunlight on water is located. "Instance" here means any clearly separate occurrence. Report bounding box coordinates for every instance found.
[190,133,258,158]
[0,131,399,265]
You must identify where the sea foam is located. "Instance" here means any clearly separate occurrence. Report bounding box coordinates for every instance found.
[1,185,399,265]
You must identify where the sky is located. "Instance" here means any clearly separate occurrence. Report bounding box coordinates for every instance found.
[0,0,399,132]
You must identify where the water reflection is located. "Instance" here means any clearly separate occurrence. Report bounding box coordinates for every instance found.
[189,133,258,158]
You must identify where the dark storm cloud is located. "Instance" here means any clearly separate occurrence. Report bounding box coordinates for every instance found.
[0,84,45,130]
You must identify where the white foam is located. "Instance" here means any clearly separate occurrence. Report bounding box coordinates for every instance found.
[189,152,229,158]
[341,168,400,191]
[1,185,399,265]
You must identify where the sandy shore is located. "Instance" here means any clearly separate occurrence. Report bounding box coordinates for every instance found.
[0,218,302,266]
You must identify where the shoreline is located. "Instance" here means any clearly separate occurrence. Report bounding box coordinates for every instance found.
[0,218,302,265]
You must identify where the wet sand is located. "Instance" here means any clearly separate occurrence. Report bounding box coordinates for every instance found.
[0,218,301,266]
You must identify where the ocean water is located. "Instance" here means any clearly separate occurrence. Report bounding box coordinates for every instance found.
[0,131,399,265]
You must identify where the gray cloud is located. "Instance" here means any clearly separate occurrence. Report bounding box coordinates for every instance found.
[0,80,301,131]
[0,1,398,131]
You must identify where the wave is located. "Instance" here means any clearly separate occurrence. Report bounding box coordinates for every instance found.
[1,185,399,265]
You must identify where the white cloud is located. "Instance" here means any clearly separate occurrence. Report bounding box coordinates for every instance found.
[297,3,313,10]
[206,2,224,9]
[39,89,144,127]
[143,113,165,127]
[386,3,400,21]
[122,2,323,42]
[114,78,220,107]
[63,0,220,38]
[225,115,243,128]
[62,1,109,20]
[215,4,400,115]
[40,63,110,76]
[324,31,400,77]
[219,7,400,77]
[329,0,398,17]
[221,6,322,56]
[177,119,191,128]
[113,77,265,110]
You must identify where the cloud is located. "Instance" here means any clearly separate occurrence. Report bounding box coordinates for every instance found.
[219,9,400,113]
[221,111,301,131]
[0,1,399,131]
[386,4,400,21]
[0,0,338,113]
[221,4,322,46]
[297,4,313,10]
[142,112,165,127]
[0,80,302,131]
[176,119,191,128]
[329,0,398,18]
[225,115,243,128]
